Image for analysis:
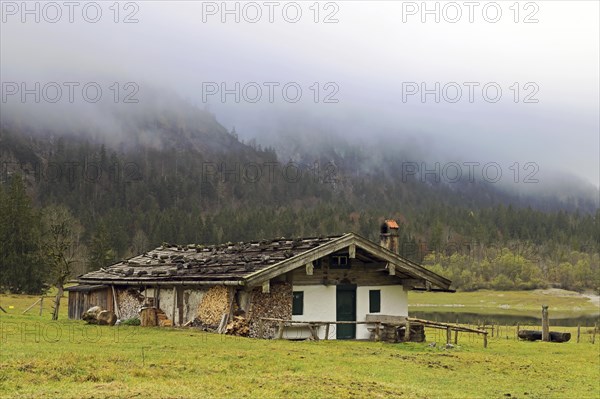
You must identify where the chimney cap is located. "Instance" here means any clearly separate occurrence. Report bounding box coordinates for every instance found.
[384,219,399,229]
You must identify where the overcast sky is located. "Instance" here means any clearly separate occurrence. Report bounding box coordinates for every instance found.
[1,0,599,189]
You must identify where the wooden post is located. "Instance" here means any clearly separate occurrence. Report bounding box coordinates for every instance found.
[349,244,356,259]
[277,321,284,339]
[446,327,451,344]
[541,305,549,342]
[454,330,458,344]
[325,323,330,340]
[516,323,520,339]
[404,319,411,342]
[592,323,597,344]
[171,287,177,327]
[483,332,488,348]
[39,296,44,316]
[111,285,120,319]
[258,319,264,339]
[577,324,580,343]
[374,323,380,342]
[262,280,270,294]
[308,324,319,341]
[23,297,42,314]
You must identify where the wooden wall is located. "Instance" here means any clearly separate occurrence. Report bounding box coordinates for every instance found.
[289,257,408,286]
[67,287,113,319]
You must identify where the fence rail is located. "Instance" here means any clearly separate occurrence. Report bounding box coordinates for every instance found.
[258,316,490,347]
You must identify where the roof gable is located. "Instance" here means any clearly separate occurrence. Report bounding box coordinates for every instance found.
[75,233,451,290]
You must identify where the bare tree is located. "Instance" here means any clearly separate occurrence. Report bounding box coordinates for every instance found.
[42,206,83,320]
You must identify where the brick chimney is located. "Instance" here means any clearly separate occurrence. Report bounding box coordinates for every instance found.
[380,219,399,253]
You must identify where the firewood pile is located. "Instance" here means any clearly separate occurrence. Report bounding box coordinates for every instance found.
[157,308,172,327]
[225,316,250,336]
[117,289,144,320]
[197,286,232,325]
[247,282,292,338]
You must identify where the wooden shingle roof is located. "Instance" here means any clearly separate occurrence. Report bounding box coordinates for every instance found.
[76,235,343,284]
[75,233,452,290]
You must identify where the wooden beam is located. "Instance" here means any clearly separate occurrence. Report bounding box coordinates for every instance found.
[171,286,177,327]
[349,244,356,259]
[350,235,452,289]
[262,280,270,294]
[23,297,42,314]
[305,263,314,276]
[308,324,320,341]
[366,314,407,324]
[111,285,120,319]
[388,263,396,276]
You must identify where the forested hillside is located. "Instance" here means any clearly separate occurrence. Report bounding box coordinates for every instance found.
[0,103,598,294]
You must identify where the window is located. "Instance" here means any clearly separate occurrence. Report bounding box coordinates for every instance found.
[330,255,349,269]
[292,291,304,315]
[369,290,381,313]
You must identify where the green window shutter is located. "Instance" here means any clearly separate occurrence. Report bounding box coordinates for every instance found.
[369,290,381,313]
[292,291,304,315]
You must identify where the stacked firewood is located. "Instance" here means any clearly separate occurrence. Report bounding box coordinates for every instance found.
[117,289,144,320]
[157,308,172,327]
[247,282,292,338]
[197,286,232,325]
[225,316,250,336]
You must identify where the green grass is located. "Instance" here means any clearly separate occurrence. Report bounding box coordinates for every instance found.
[409,289,600,317]
[1,293,599,399]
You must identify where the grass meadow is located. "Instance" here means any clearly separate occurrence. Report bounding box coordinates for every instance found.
[1,291,598,399]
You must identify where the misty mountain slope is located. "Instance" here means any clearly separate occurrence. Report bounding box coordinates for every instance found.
[1,89,251,155]
[249,124,599,214]
[2,91,598,216]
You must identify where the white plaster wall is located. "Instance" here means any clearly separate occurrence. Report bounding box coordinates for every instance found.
[288,285,336,340]
[183,289,204,323]
[158,288,176,321]
[286,284,408,340]
[356,285,408,339]
[137,287,204,325]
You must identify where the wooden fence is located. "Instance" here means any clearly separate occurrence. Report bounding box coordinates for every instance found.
[259,317,490,347]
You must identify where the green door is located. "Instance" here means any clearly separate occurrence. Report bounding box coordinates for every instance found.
[336,285,357,339]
